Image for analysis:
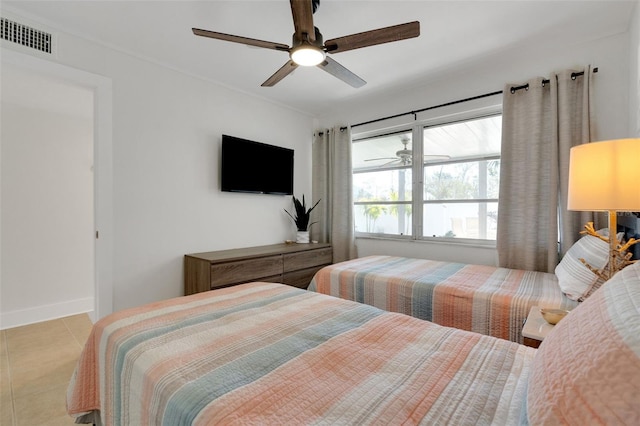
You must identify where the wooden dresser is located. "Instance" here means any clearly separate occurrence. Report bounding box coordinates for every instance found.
[184,243,332,295]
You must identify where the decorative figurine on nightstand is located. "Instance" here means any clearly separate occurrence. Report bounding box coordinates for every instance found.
[578,222,637,281]
[285,195,321,243]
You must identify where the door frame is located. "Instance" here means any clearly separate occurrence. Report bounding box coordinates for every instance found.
[2,48,113,321]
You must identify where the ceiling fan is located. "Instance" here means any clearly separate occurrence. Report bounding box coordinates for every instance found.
[365,137,450,167]
[192,0,420,88]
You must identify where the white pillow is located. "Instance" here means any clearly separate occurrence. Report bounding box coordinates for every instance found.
[555,229,611,301]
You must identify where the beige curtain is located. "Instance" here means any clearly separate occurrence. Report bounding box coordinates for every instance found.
[311,125,357,263]
[497,66,596,272]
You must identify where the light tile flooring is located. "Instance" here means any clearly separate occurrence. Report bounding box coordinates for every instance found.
[1,314,93,426]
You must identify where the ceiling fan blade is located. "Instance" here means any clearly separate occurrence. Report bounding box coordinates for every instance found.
[380,159,401,167]
[290,0,316,42]
[192,28,290,52]
[317,56,366,88]
[365,157,398,162]
[424,154,451,160]
[261,60,299,87]
[324,21,420,53]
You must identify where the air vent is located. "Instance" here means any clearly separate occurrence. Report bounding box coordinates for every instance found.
[1,17,53,54]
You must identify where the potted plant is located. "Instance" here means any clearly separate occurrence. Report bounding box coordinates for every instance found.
[285,195,321,243]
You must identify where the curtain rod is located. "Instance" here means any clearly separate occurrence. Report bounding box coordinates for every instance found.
[509,67,598,93]
[348,67,598,130]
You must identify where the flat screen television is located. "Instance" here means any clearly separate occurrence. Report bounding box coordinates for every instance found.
[221,135,294,195]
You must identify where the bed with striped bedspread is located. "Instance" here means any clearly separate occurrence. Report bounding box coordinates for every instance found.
[67,282,535,425]
[308,255,578,343]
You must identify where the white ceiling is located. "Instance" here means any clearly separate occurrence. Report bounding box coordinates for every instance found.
[2,1,636,117]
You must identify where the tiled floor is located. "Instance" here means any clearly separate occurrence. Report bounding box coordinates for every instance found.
[1,314,93,426]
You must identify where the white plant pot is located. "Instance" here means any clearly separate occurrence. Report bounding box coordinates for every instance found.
[296,231,310,243]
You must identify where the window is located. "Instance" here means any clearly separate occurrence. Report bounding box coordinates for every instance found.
[353,130,414,235]
[352,114,501,242]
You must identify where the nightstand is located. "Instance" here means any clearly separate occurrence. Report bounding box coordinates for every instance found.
[522,305,556,348]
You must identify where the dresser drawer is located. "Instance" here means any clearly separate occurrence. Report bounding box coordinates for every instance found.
[283,265,327,289]
[214,274,284,290]
[210,255,283,288]
[283,247,333,273]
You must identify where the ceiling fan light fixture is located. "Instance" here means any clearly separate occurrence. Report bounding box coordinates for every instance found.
[290,44,326,66]
[193,2,419,87]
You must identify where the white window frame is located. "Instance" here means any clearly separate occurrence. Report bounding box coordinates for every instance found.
[352,104,502,246]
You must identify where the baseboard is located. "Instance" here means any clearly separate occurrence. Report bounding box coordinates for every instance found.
[0,297,94,330]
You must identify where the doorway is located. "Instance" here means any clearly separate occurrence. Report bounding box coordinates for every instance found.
[0,48,113,327]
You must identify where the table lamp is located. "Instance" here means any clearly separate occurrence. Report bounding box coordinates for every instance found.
[567,138,640,280]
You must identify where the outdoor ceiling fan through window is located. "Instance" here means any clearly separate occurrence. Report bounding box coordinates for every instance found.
[192,0,420,88]
[365,137,450,167]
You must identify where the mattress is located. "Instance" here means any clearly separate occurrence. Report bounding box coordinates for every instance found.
[67,282,535,425]
[308,255,578,343]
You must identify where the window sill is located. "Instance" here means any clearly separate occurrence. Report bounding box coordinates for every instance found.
[355,234,497,250]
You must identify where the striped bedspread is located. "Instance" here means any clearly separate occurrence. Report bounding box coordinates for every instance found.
[67,282,535,425]
[308,256,579,343]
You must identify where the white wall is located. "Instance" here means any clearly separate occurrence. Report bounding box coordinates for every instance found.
[318,30,633,265]
[318,32,630,139]
[87,41,313,311]
[1,17,314,316]
[1,77,95,327]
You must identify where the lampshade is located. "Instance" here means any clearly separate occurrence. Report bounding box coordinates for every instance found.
[290,45,325,66]
[568,138,640,211]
